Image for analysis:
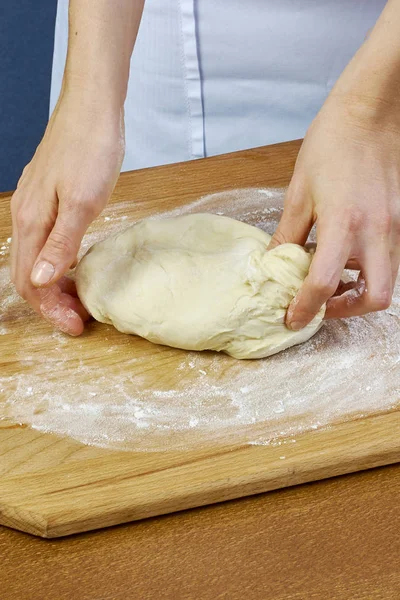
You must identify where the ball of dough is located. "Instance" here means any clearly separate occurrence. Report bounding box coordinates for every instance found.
[76,213,325,359]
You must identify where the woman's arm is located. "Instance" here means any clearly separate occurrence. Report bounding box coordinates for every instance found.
[269,0,400,330]
[10,0,145,335]
[64,0,143,108]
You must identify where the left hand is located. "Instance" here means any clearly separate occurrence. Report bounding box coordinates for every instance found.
[269,94,400,330]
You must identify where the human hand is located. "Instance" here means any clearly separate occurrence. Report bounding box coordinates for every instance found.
[10,91,125,335]
[269,95,400,330]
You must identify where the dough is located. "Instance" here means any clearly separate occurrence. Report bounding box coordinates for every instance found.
[76,213,325,359]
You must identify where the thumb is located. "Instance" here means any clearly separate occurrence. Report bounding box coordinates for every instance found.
[30,212,88,287]
[267,179,313,250]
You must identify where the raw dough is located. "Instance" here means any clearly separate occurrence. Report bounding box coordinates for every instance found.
[76,213,325,359]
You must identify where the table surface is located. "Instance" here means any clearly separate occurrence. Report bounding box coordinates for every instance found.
[1,141,399,599]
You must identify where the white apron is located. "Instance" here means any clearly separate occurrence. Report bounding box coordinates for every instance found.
[50,0,386,173]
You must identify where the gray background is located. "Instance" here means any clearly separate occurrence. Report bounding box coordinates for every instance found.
[0,1,57,192]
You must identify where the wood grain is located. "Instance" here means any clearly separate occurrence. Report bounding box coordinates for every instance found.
[1,464,399,600]
[1,140,399,539]
[1,411,400,538]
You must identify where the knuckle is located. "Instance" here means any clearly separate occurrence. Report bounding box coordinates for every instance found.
[375,214,392,236]
[310,275,337,298]
[366,289,392,311]
[64,189,87,207]
[345,206,364,234]
[47,230,74,256]
[15,208,29,230]
[63,189,100,218]
[84,197,102,219]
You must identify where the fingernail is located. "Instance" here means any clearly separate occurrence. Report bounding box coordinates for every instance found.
[31,261,55,286]
[288,321,305,331]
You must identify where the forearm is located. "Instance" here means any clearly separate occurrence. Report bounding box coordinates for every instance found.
[329,0,400,126]
[63,0,145,109]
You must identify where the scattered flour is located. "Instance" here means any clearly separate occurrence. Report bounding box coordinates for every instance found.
[0,190,399,451]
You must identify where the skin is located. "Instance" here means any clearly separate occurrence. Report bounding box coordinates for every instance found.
[269,0,400,330]
[10,0,145,335]
[10,0,400,335]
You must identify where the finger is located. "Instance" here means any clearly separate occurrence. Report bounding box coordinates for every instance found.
[268,178,313,249]
[48,289,89,323]
[39,286,88,323]
[326,244,392,319]
[12,229,49,314]
[12,204,88,328]
[11,187,57,309]
[306,243,360,271]
[30,207,91,288]
[11,188,89,332]
[62,294,90,322]
[39,284,86,336]
[40,303,85,336]
[286,228,351,330]
[56,276,91,320]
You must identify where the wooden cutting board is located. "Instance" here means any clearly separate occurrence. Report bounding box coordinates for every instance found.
[1,140,399,538]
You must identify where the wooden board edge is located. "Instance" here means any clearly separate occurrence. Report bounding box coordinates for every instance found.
[0,411,399,538]
[113,138,302,190]
[0,139,303,205]
[0,503,49,538]
[1,443,398,539]
[40,451,400,538]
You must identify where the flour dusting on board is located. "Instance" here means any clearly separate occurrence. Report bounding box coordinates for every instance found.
[1,189,399,451]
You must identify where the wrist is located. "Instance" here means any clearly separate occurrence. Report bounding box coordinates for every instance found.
[48,84,126,156]
[57,48,126,120]
[324,89,400,137]
[62,69,127,114]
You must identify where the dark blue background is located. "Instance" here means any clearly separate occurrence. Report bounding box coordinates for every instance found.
[0,1,57,191]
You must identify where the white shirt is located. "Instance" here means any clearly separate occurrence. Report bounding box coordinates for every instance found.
[51,0,386,173]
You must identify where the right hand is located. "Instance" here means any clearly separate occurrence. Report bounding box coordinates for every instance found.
[10,90,125,335]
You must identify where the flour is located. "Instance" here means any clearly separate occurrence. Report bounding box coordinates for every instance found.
[0,189,399,451]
